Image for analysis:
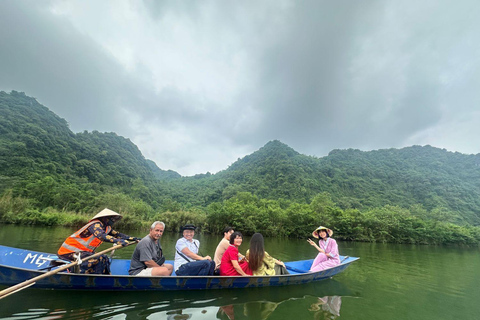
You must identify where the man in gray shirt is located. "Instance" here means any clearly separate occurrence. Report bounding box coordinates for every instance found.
[129,221,173,276]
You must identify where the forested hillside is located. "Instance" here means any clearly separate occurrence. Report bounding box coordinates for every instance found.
[2,91,480,245]
[212,141,480,225]
[0,91,178,213]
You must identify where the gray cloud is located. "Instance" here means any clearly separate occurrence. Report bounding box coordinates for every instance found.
[0,1,136,137]
[240,0,480,157]
[1,0,480,175]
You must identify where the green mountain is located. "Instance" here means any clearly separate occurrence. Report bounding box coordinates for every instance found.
[210,140,480,225]
[2,90,480,229]
[0,91,179,211]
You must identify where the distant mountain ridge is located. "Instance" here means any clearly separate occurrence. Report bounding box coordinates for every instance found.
[217,140,480,224]
[0,91,179,190]
[2,91,480,226]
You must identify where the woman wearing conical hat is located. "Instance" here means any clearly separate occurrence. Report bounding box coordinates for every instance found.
[57,208,140,274]
[307,226,341,272]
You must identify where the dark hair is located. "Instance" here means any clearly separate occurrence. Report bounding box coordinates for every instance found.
[229,231,243,245]
[180,224,196,232]
[316,229,330,239]
[248,233,265,272]
[223,226,234,235]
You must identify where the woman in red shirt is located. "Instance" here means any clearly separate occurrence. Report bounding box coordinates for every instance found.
[219,231,252,276]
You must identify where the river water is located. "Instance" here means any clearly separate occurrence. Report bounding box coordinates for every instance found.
[0,224,478,320]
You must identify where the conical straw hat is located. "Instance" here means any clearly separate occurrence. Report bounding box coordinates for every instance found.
[90,208,122,221]
[312,226,333,238]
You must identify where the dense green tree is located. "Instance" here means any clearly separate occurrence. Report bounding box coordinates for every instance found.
[2,91,480,245]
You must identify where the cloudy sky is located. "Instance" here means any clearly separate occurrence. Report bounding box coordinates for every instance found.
[1,0,480,176]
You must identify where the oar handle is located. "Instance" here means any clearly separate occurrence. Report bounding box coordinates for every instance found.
[0,242,134,300]
[0,281,36,299]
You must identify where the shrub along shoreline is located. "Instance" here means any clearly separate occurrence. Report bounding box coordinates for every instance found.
[1,191,479,246]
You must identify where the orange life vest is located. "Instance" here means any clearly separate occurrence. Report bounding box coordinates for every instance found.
[58,219,112,255]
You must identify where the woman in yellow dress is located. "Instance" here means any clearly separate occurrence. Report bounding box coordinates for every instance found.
[246,233,288,275]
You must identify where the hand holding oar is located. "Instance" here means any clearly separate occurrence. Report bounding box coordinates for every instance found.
[0,241,135,300]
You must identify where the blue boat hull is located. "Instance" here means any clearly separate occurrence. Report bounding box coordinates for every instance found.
[0,245,358,291]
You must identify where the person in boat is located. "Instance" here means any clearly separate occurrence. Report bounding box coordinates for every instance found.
[219,231,252,276]
[307,226,340,272]
[214,226,235,272]
[174,224,216,276]
[128,221,173,276]
[246,233,288,275]
[57,208,140,274]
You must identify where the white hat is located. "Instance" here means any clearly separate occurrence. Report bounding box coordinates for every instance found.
[90,208,122,221]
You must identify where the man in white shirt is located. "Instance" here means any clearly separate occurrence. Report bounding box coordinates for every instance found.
[174,224,215,276]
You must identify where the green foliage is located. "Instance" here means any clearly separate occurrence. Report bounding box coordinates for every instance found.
[93,193,155,220]
[0,90,178,207]
[0,190,31,220]
[206,192,293,237]
[155,209,207,233]
[1,207,89,227]
[204,193,480,245]
[2,91,480,245]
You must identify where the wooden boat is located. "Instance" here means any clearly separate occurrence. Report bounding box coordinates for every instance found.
[0,245,359,291]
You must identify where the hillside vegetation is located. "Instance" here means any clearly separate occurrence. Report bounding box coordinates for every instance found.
[1,91,480,245]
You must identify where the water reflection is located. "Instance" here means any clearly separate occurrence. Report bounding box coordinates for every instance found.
[216,296,341,320]
[165,310,193,320]
[217,301,279,320]
[309,296,342,319]
[0,280,352,320]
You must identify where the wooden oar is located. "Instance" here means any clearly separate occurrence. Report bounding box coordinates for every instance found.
[0,242,134,300]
